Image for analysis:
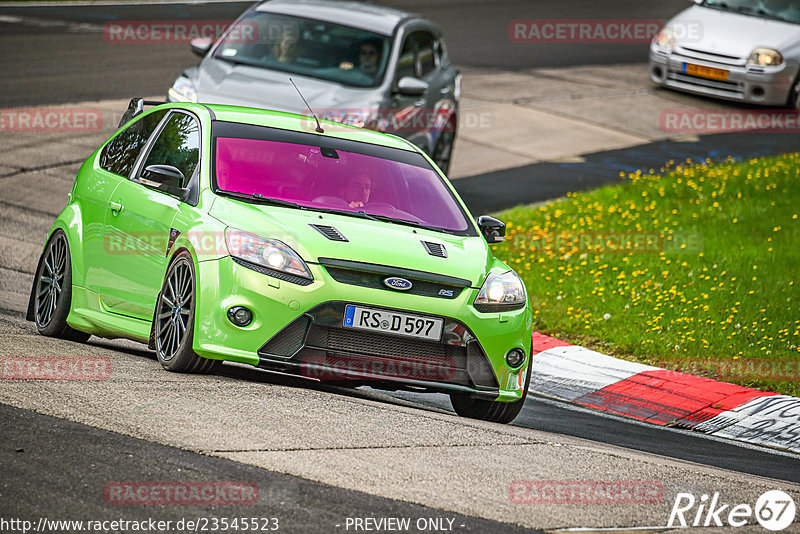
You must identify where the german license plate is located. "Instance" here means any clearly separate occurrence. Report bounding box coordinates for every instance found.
[684,63,729,81]
[343,305,443,341]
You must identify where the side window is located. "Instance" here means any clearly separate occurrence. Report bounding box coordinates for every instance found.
[100,110,167,177]
[415,32,437,78]
[140,113,201,187]
[396,35,416,80]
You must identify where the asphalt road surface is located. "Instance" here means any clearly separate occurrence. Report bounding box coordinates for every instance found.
[0,0,689,107]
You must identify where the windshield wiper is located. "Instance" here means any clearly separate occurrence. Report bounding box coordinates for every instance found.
[310,208,381,221]
[367,214,456,234]
[753,8,790,21]
[216,190,303,209]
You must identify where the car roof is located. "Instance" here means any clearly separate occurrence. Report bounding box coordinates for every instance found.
[255,0,418,36]
[185,103,416,152]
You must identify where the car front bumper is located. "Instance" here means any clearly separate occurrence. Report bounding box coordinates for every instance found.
[649,47,798,106]
[192,256,532,402]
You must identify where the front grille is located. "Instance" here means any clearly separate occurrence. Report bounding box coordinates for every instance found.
[666,72,744,96]
[467,341,497,387]
[261,316,310,357]
[257,302,499,389]
[307,324,457,359]
[678,46,743,64]
[324,266,463,299]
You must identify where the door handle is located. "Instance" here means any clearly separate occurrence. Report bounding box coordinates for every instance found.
[109,201,124,214]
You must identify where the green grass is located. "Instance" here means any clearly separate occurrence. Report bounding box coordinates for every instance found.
[493,153,800,396]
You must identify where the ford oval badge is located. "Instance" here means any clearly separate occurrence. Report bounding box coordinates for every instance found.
[383,277,413,291]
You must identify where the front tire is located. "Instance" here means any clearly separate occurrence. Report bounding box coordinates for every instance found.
[449,360,532,424]
[154,251,219,374]
[789,76,800,110]
[32,230,90,342]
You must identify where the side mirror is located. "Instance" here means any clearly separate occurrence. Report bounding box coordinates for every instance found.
[191,38,213,57]
[477,215,506,243]
[395,76,429,97]
[118,98,144,129]
[141,165,190,201]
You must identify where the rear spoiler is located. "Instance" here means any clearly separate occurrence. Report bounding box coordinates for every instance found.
[118,98,168,128]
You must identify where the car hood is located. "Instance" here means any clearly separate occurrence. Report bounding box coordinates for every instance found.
[193,58,382,113]
[672,6,800,58]
[208,196,490,287]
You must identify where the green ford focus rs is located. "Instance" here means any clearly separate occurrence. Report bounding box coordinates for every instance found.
[27,99,533,423]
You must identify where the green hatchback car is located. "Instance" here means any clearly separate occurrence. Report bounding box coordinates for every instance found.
[27,100,532,423]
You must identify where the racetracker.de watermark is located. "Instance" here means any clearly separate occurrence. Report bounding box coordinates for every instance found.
[0,108,102,133]
[300,355,458,382]
[509,480,664,504]
[104,20,257,44]
[510,19,668,43]
[507,230,703,255]
[662,110,800,134]
[1,357,111,381]
[104,481,259,506]
[300,107,490,134]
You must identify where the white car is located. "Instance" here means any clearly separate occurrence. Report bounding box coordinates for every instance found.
[650,0,800,108]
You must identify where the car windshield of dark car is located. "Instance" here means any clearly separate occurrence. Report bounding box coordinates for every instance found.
[213,11,393,87]
[703,0,800,23]
[213,127,471,234]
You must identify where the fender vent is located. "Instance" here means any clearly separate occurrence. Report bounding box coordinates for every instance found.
[310,224,348,242]
[422,241,447,258]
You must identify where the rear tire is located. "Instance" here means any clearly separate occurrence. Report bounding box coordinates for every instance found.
[431,122,456,176]
[449,360,532,424]
[154,251,220,374]
[32,230,91,343]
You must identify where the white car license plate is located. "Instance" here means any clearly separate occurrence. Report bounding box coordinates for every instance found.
[343,305,443,341]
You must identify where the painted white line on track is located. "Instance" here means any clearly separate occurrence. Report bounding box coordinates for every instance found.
[0,14,101,31]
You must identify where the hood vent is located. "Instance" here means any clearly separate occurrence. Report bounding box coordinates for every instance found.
[422,241,447,258]
[310,224,348,242]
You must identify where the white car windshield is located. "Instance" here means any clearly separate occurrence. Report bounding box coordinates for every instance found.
[703,0,800,24]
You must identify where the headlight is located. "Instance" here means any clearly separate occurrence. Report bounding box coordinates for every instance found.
[653,28,676,53]
[225,228,313,281]
[748,48,783,67]
[168,76,198,103]
[474,270,527,312]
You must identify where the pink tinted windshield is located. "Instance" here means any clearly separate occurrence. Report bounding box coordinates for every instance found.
[215,137,470,232]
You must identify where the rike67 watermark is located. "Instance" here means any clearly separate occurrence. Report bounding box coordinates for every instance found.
[668,490,796,531]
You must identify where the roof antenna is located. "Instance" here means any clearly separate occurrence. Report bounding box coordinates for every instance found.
[289,77,324,133]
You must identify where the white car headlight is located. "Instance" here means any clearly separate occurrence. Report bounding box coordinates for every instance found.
[653,28,676,53]
[225,228,312,280]
[748,47,783,67]
[168,76,198,103]
[474,271,527,312]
